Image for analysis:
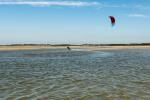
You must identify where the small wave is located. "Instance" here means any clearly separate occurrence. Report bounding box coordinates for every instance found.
[71,49,91,51]
[89,51,113,58]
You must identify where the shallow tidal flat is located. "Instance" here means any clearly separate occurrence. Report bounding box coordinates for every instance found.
[0,48,150,100]
[1,45,150,51]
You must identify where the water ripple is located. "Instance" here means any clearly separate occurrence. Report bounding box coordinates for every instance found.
[0,49,150,99]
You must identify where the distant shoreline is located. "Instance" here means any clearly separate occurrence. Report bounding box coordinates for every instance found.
[1,43,150,46]
[1,44,150,51]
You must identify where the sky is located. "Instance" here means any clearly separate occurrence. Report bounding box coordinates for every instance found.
[0,0,150,44]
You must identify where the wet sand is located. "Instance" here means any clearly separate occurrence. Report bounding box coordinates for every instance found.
[0,46,64,51]
[0,45,150,51]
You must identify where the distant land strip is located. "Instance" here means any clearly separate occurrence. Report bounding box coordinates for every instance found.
[1,43,150,46]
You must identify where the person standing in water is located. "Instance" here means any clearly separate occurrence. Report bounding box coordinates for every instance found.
[67,46,71,51]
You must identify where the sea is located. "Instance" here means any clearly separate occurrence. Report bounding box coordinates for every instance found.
[0,49,150,100]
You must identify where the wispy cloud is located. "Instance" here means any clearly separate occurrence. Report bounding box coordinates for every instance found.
[0,0,150,11]
[128,14,149,18]
[0,1,100,7]
[134,4,150,10]
[102,4,150,10]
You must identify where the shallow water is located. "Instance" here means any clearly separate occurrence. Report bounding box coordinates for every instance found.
[0,49,150,100]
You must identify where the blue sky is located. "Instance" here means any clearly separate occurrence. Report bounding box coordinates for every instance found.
[0,0,150,44]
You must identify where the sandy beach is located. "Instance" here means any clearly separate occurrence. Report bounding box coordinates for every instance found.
[0,45,150,51]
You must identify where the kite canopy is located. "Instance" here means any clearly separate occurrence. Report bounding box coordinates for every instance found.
[109,16,116,26]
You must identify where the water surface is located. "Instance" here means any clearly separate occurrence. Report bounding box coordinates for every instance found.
[0,49,150,100]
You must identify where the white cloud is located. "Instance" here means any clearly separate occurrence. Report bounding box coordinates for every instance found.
[128,14,148,18]
[0,0,150,10]
[0,1,100,7]
[134,4,150,10]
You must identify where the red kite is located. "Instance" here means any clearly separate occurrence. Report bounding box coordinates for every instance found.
[109,16,116,26]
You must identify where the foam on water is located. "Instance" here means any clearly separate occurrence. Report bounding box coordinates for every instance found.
[71,48,91,51]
